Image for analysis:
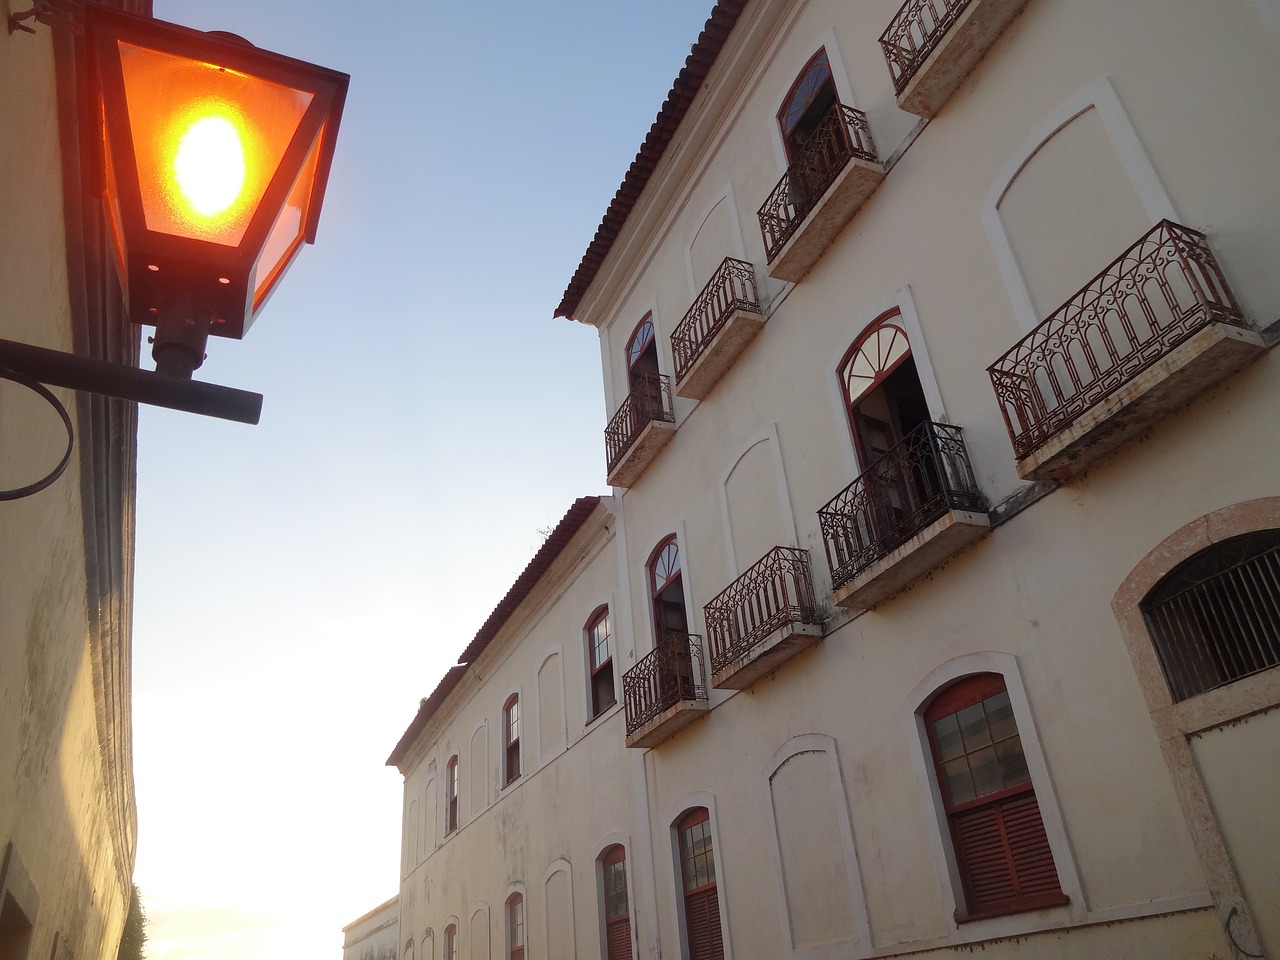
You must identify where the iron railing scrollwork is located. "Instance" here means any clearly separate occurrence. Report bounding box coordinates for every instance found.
[671,257,762,382]
[879,0,972,95]
[819,421,986,589]
[987,220,1248,461]
[622,632,707,736]
[704,547,818,674]
[604,372,675,474]
[757,103,879,263]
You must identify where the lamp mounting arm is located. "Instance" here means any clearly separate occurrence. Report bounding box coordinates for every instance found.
[7,0,82,35]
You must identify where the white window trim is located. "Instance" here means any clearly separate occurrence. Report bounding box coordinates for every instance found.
[827,286,948,480]
[583,598,620,726]
[535,647,566,765]
[764,29,859,178]
[905,652,1086,943]
[442,916,461,960]
[468,718,489,817]
[503,882,527,960]
[541,860,575,960]
[981,77,1178,333]
[761,734,871,960]
[683,183,749,296]
[469,903,490,960]
[500,686,524,791]
[716,424,799,576]
[666,791,733,960]
[594,833,635,960]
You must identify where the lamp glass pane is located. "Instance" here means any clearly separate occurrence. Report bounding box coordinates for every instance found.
[251,124,322,311]
[100,105,129,289]
[117,40,313,246]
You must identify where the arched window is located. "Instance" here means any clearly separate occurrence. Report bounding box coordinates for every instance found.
[443,923,457,960]
[503,695,521,785]
[838,312,931,468]
[601,845,632,960]
[506,893,525,960]
[1141,529,1280,701]
[444,756,459,835]
[777,49,836,161]
[649,536,689,643]
[587,607,616,719]
[924,674,1067,920]
[626,314,659,387]
[677,809,723,960]
[403,938,415,960]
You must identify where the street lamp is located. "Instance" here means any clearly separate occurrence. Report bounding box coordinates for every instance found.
[0,0,349,497]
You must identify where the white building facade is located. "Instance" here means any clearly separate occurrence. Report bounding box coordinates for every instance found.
[388,1,1280,958]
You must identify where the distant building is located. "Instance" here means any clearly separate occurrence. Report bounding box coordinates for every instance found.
[344,896,400,960]
[0,2,145,959]
[384,1,1280,958]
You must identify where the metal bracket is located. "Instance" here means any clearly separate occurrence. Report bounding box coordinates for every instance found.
[8,0,83,35]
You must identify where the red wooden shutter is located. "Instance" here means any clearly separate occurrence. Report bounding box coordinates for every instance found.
[685,886,723,960]
[606,916,632,960]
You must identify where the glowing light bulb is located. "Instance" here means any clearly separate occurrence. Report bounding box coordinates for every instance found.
[173,115,246,218]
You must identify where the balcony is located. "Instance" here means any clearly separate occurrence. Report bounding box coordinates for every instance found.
[988,221,1264,482]
[623,633,709,749]
[604,372,677,487]
[705,547,822,690]
[879,0,1031,118]
[819,422,989,611]
[672,257,767,400]
[758,103,884,283]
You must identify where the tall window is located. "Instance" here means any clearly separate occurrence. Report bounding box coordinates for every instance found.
[777,48,836,162]
[839,312,931,469]
[503,695,521,785]
[924,674,1066,921]
[443,924,457,960]
[444,756,459,835]
[650,537,688,641]
[1141,529,1280,701]
[602,845,632,960]
[678,809,723,960]
[506,894,525,960]
[587,607,616,719]
[626,314,659,388]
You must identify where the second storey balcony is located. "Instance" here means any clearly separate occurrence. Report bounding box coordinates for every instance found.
[672,257,767,400]
[879,0,1031,118]
[705,547,822,690]
[623,632,709,749]
[819,422,989,612]
[757,103,884,283]
[988,220,1265,483]
[605,372,677,487]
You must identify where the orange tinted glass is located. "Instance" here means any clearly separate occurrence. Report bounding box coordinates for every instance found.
[117,40,312,246]
[251,124,322,310]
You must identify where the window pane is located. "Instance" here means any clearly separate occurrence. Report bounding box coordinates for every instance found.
[932,714,964,761]
[943,757,974,804]
[995,736,1030,787]
[968,745,1002,797]
[957,702,991,752]
[985,691,1017,742]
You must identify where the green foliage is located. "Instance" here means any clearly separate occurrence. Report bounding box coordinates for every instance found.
[116,884,147,960]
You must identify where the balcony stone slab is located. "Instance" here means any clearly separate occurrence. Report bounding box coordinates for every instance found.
[894,0,1031,119]
[675,306,766,400]
[711,621,822,690]
[606,419,677,487]
[833,508,991,612]
[766,157,885,284]
[625,699,709,749]
[1016,323,1267,483]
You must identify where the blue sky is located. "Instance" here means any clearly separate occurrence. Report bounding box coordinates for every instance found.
[129,2,715,957]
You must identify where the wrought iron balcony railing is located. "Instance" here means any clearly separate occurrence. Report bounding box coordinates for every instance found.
[757,103,878,263]
[819,422,986,589]
[879,0,972,95]
[671,257,762,383]
[623,632,707,737]
[604,372,675,475]
[705,547,818,675]
[988,220,1249,462]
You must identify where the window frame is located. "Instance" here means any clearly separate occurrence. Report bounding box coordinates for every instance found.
[923,673,1068,922]
[502,694,521,786]
[600,844,632,960]
[444,755,459,835]
[442,922,458,960]
[674,806,724,960]
[586,606,617,721]
[506,892,525,960]
[909,654,1082,937]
